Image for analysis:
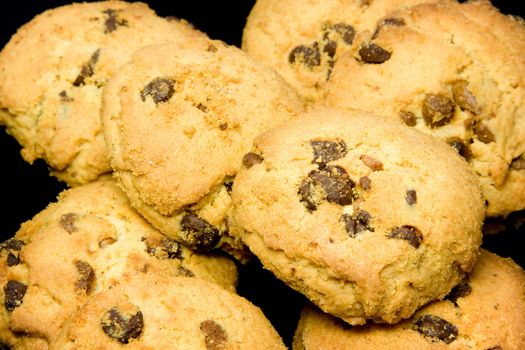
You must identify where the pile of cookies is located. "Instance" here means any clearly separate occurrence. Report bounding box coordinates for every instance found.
[0,0,524,349]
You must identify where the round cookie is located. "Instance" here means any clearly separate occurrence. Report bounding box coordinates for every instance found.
[0,176,237,349]
[230,107,484,325]
[324,0,525,217]
[293,249,525,349]
[50,274,286,349]
[0,1,209,186]
[102,41,305,257]
[242,0,451,101]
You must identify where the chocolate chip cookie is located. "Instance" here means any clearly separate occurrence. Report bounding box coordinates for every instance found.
[230,107,484,325]
[0,1,208,186]
[242,0,451,101]
[0,176,237,349]
[293,249,525,349]
[325,0,525,217]
[102,40,305,258]
[50,274,286,349]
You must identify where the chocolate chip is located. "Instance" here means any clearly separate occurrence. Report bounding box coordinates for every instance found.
[451,80,480,115]
[322,39,337,58]
[406,190,417,205]
[360,154,383,171]
[414,315,458,344]
[446,137,471,160]
[180,213,221,251]
[224,180,233,193]
[141,77,175,104]
[74,260,95,294]
[299,166,355,211]
[341,210,373,237]
[359,176,371,190]
[144,237,183,259]
[195,103,209,112]
[473,122,495,143]
[219,123,228,131]
[242,152,263,169]
[511,156,525,170]
[59,90,73,102]
[446,281,472,305]
[4,280,27,312]
[73,49,101,86]
[103,9,128,34]
[177,265,195,277]
[200,320,227,350]
[60,213,79,233]
[332,23,356,44]
[388,225,422,248]
[289,43,321,67]
[1,238,24,267]
[358,43,391,64]
[399,111,417,126]
[310,139,347,167]
[101,307,144,344]
[372,17,405,39]
[422,94,455,127]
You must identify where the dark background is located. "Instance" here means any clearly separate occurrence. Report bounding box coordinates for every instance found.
[0,1,524,347]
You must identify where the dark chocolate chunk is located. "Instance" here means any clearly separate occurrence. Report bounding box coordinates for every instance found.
[358,43,391,64]
[289,43,321,67]
[341,210,373,237]
[332,23,356,44]
[359,176,371,190]
[162,238,183,259]
[224,180,233,193]
[310,139,348,166]
[242,152,263,169]
[101,307,144,344]
[195,103,209,112]
[388,225,423,248]
[59,90,73,102]
[405,190,417,205]
[299,166,355,211]
[422,94,455,127]
[372,17,405,39]
[180,213,221,251]
[446,137,471,160]
[360,154,383,171]
[446,281,472,305]
[73,49,101,86]
[511,156,525,170]
[60,213,79,233]
[399,110,417,126]
[451,80,480,115]
[74,260,95,294]
[323,39,337,58]
[473,122,495,143]
[103,9,128,34]
[1,239,24,267]
[140,77,175,104]
[200,320,227,350]
[414,315,458,344]
[4,280,27,312]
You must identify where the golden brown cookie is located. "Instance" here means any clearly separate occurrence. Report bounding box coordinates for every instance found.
[0,1,208,186]
[230,107,484,325]
[324,0,525,217]
[102,40,305,258]
[293,250,525,349]
[0,176,237,349]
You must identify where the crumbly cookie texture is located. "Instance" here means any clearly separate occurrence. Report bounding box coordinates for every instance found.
[293,249,525,350]
[0,1,209,186]
[324,0,525,217]
[102,40,305,258]
[242,0,451,101]
[230,107,484,325]
[0,176,237,349]
[49,274,286,349]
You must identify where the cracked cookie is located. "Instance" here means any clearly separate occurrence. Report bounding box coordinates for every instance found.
[49,274,286,349]
[293,249,525,349]
[0,176,237,349]
[230,107,484,325]
[324,0,525,218]
[242,0,451,101]
[0,1,208,186]
[102,41,305,259]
